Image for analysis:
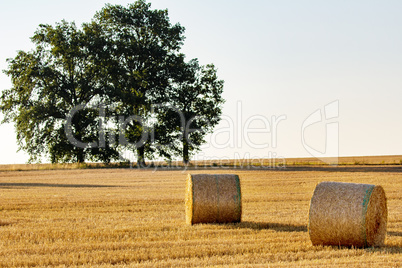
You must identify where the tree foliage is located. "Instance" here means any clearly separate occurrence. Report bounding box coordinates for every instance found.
[1,21,119,163]
[1,0,224,165]
[155,59,224,163]
[90,1,186,166]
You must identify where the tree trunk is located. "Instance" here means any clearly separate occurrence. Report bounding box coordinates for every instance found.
[136,146,146,168]
[182,133,189,165]
[74,129,85,163]
[76,148,85,163]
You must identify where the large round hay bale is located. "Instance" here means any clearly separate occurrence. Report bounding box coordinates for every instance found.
[308,181,387,247]
[185,174,242,225]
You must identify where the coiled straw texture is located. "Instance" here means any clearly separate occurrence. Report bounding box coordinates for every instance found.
[185,174,242,225]
[308,181,387,247]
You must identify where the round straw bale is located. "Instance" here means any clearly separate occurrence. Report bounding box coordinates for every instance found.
[185,174,242,225]
[308,181,387,247]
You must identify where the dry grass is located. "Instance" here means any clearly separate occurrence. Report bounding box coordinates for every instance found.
[0,162,128,172]
[286,155,402,166]
[2,155,402,172]
[0,167,400,267]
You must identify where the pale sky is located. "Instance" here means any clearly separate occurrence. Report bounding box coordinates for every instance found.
[1,0,401,164]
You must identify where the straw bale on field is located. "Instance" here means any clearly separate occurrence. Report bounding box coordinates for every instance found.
[308,181,387,247]
[185,174,242,225]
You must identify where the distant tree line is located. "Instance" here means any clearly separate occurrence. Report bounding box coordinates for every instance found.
[0,1,224,165]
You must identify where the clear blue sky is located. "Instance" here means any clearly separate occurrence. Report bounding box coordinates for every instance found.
[1,0,402,164]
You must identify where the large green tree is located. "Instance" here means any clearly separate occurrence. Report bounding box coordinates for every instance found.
[154,59,225,164]
[91,0,185,166]
[0,20,118,163]
[1,1,224,165]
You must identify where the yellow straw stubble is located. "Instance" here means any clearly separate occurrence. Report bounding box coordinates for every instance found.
[308,181,387,247]
[185,174,242,225]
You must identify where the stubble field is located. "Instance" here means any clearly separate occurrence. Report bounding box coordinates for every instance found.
[0,165,401,267]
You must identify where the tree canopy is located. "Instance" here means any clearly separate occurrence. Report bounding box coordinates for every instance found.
[1,0,224,165]
[1,20,119,163]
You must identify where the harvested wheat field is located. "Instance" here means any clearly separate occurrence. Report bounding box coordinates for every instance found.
[0,166,401,267]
